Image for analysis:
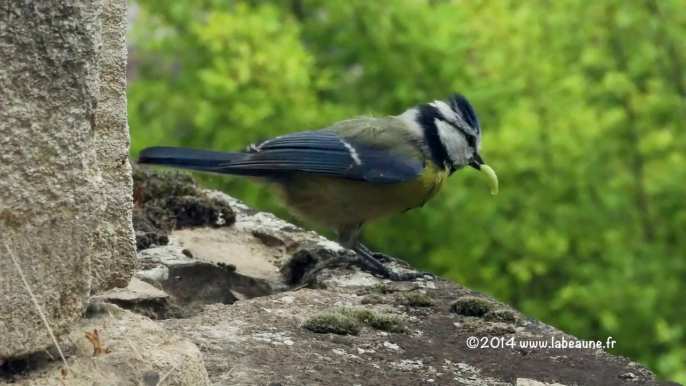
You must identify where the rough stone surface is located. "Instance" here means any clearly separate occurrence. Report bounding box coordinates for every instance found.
[0,304,209,385]
[90,0,137,293]
[160,276,657,386]
[130,191,663,386]
[94,277,170,319]
[172,227,288,292]
[0,1,105,358]
[100,277,170,303]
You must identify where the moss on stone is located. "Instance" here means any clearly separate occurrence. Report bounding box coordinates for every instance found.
[340,308,407,333]
[449,296,494,317]
[364,313,407,333]
[459,317,485,332]
[404,292,435,307]
[132,167,197,203]
[303,313,361,336]
[484,309,517,325]
[370,283,398,294]
[305,307,408,335]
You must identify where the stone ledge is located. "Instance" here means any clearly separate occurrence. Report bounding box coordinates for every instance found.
[0,304,208,386]
[130,189,663,386]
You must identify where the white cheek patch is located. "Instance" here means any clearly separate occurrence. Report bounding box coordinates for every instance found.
[435,119,471,166]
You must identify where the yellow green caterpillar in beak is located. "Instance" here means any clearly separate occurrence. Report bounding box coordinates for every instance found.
[480,164,498,195]
[468,154,498,195]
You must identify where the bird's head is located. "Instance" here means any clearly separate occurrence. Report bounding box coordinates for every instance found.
[408,93,498,194]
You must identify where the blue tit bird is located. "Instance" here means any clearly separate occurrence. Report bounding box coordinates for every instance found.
[138,93,498,281]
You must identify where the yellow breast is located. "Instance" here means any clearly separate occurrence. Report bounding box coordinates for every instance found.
[277,163,450,227]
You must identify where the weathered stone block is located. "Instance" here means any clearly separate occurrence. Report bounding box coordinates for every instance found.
[0,1,104,358]
[90,0,136,293]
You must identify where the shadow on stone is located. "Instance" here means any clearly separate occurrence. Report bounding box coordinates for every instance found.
[158,262,272,318]
[280,249,321,284]
[131,245,273,319]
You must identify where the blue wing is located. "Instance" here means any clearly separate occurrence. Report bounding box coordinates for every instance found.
[222,130,423,184]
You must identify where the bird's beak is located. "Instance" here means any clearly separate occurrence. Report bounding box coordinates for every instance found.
[468,153,484,171]
[469,153,498,195]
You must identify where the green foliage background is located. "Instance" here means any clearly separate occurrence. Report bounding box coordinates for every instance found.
[127,0,686,381]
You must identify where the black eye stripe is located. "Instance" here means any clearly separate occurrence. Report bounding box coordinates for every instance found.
[417,104,451,169]
[466,133,477,149]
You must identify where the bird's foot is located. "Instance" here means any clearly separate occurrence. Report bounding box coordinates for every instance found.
[294,244,434,287]
[384,269,435,282]
[354,247,434,282]
[297,252,433,284]
[371,252,412,267]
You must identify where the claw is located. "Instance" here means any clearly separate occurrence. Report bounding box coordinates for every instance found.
[354,247,433,282]
[372,252,412,267]
[295,248,434,284]
[387,271,435,282]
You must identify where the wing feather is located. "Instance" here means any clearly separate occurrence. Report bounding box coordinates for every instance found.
[219,130,423,183]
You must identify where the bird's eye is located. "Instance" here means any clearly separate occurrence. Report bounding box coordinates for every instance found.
[465,133,478,150]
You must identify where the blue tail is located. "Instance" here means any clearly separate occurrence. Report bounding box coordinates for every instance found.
[137,146,248,173]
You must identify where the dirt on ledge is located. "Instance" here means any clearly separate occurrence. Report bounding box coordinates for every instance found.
[132,166,236,251]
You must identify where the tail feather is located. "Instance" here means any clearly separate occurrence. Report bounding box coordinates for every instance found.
[137,146,247,173]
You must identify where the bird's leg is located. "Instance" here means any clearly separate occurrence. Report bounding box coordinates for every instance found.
[357,243,411,267]
[352,244,433,281]
[297,251,357,288]
[338,224,433,282]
